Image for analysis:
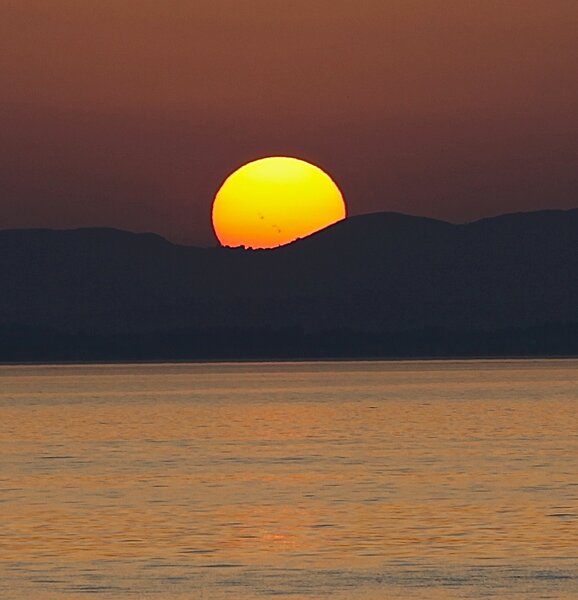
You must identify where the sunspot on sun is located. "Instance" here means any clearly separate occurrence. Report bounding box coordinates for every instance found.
[212,156,346,249]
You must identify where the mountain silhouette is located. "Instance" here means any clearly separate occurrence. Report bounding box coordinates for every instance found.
[1,209,577,360]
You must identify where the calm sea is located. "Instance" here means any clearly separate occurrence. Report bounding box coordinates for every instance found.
[1,360,577,599]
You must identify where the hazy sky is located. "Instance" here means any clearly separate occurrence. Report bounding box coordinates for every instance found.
[2,0,577,244]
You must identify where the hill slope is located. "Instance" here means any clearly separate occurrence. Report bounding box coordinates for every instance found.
[1,209,577,358]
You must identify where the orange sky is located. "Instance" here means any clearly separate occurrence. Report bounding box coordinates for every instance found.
[1,1,577,244]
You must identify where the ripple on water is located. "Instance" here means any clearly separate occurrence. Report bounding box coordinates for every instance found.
[1,359,577,599]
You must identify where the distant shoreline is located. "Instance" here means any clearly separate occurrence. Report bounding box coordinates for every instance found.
[2,320,577,365]
[2,355,577,368]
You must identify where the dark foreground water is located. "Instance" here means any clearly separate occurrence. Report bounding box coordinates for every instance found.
[1,359,577,599]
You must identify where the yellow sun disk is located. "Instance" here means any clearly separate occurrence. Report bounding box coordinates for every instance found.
[212,157,346,249]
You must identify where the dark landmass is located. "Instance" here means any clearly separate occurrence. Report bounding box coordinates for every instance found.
[1,209,577,361]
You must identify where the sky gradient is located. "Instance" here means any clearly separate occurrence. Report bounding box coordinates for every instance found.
[2,0,577,244]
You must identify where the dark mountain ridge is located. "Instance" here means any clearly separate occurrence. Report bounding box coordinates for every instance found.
[1,209,577,359]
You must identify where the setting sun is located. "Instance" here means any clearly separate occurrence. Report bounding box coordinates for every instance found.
[212,157,346,249]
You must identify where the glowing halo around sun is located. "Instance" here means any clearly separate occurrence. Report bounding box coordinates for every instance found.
[212,156,346,249]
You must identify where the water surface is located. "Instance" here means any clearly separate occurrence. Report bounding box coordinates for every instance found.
[1,359,577,598]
